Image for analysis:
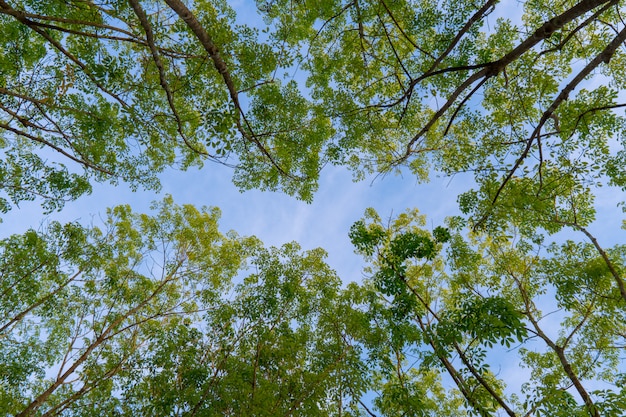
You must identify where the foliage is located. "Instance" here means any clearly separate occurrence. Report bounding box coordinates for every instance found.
[0,0,331,210]
[346,208,625,416]
[0,198,370,416]
[1,0,626,416]
[0,0,625,215]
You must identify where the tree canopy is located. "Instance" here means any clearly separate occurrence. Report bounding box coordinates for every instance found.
[1,0,626,416]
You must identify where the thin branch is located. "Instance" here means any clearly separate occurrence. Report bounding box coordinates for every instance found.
[427,0,498,74]
[357,398,379,417]
[513,272,600,417]
[0,269,83,335]
[558,220,626,304]
[0,6,137,35]
[0,1,131,110]
[536,0,619,59]
[376,9,412,82]
[0,122,114,176]
[567,102,626,140]
[401,0,615,162]
[127,0,208,157]
[16,259,185,417]
[0,8,200,59]
[490,24,626,207]
[378,0,435,59]
[163,0,295,180]
[387,257,517,416]
[442,76,488,137]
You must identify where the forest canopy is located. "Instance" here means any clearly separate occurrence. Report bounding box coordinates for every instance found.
[1,0,626,416]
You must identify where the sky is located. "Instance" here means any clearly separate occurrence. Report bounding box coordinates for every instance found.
[1,0,625,406]
[0,159,468,283]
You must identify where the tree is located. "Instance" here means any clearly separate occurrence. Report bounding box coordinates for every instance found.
[0,0,332,210]
[4,200,625,416]
[264,0,626,221]
[1,0,625,216]
[2,0,626,416]
[0,197,370,416]
[348,208,626,416]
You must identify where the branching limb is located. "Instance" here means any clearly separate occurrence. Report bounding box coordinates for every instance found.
[16,258,186,417]
[128,0,209,157]
[378,0,435,59]
[513,273,600,417]
[558,220,626,303]
[0,269,83,336]
[401,0,615,162]
[0,122,114,176]
[163,0,296,180]
[388,259,518,416]
[491,24,626,207]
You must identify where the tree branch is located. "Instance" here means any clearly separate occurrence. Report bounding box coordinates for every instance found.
[490,23,626,207]
[163,0,295,180]
[16,259,185,417]
[127,0,209,157]
[400,0,615,162]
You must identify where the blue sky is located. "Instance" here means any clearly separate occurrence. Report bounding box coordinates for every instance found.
[0,160,467,283]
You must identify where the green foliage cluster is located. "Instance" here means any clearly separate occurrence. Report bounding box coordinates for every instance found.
[1,0,626,416]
